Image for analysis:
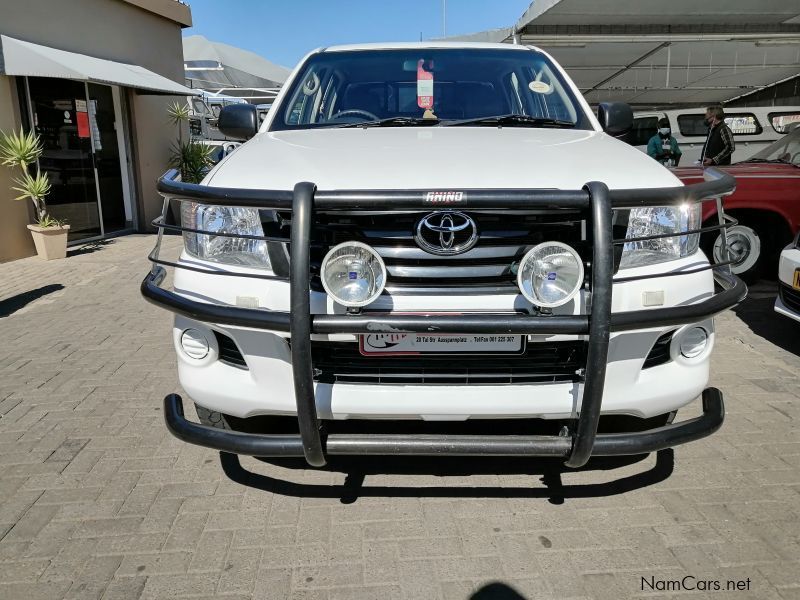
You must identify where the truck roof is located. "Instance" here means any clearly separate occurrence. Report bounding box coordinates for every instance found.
[319,41,535,53]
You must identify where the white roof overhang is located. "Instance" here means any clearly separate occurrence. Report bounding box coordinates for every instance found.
[0,35,196,96]
[444,0,800,107]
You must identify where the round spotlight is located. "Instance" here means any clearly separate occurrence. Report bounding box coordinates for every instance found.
[517,242,584,308]
[321,241,387,307]
[680,327,708,358]
[180,328,210,359]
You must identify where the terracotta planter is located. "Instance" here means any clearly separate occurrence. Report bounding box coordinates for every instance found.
[27,224,71,260]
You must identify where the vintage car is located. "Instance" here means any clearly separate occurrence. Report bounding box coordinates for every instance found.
[142,42,745,469]
[674,127,800,280]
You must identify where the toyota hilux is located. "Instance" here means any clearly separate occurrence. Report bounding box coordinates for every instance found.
[142,42,746,468]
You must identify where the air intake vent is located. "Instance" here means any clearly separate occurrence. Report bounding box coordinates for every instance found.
[213,331,248,369]
[780,284,800,314]
[310,341,586,385]
[643,330,674,369]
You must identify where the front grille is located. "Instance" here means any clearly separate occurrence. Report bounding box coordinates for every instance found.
[643,330,675,369]
[780,283,800,313]
[213,331,248,368]
[272,210,588,294]
[310,340,586,385]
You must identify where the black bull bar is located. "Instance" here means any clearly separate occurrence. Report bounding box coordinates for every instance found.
[141,168,745,468]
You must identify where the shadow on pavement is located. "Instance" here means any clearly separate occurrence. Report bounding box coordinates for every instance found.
[732,281,800,355]
[220,449,674,504]
[68,239,115,257]
[0,283,64,318]
[471,582,528,600]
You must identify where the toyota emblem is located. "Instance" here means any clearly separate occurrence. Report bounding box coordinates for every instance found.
[414,211,479,256]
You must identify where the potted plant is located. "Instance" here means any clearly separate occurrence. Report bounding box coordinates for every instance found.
[168,101,214,184]
[0,128,69,260]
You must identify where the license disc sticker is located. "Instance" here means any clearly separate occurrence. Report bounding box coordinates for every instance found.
[528,80,551,94]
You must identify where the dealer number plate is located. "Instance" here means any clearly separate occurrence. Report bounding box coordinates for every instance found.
[359,333,524,356]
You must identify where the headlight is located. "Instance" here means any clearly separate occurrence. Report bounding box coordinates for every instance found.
[321,241,386,307]
[180,202,270,269]
[619,203,701,269]
[517,242,584,308]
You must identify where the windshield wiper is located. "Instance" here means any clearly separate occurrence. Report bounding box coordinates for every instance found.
[442,114,575,128]
[336,116,439,129]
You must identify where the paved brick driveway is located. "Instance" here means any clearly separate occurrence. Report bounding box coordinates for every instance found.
[1,235,799,600]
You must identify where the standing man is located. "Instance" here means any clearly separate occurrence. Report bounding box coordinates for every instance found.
[647,118,682,166]
[701,105,735,166]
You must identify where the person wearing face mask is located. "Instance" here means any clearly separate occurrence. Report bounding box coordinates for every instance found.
[647,118,682,166]
[700,105,735,166]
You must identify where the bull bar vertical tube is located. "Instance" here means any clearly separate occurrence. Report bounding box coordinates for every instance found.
[565,182,613,468]
[290,182,326,467]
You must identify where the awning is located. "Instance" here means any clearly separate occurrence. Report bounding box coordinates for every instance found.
[0,35,196,95]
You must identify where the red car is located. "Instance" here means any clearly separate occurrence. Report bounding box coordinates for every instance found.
[674,127,800,280]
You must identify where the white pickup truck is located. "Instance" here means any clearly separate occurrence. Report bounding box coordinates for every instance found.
[142,42,745,468]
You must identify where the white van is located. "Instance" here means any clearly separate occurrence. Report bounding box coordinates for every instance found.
[630,107,800,163]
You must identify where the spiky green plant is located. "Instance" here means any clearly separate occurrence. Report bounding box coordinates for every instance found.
[169,141,214,184]
[0,127,43,168]
[0,127,57,226]
[168,101,191,147]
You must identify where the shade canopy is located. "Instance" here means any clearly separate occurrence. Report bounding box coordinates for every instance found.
[183,35,290,90]
[443,0,800,107]
[0,35,195,95]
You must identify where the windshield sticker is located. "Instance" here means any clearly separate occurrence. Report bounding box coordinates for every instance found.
[528,80,551,94]
[417,59,434,109]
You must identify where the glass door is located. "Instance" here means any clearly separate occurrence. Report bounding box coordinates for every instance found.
[87,83,127,234]
[27,77,100,241]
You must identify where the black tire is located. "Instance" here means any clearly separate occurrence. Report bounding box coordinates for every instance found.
[195,404,232,430]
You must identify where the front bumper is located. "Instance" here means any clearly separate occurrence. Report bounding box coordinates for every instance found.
[163,388,725,458]
[775,247,800,323]
[142,170,745,467]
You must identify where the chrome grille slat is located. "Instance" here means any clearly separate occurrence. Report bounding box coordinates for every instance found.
[387,264,511,278]
[375,245,525,260]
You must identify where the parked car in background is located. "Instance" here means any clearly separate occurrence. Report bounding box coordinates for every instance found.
[673,126,800,280]
[776,232,800,322]
[630,106,800,163]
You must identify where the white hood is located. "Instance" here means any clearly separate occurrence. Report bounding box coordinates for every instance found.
[207,127,681,191]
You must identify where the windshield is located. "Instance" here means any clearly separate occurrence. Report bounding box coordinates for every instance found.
[272,48,589,131]
[746,127,800,165]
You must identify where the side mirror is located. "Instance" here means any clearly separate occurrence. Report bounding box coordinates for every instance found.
[597,102,633,137]
[218,104,259,140]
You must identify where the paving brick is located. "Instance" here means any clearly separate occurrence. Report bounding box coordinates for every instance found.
[0,238,798,598]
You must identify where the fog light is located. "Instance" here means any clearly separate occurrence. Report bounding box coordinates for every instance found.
[180,328,210,359]
[517,242,584,308]
[321,241,386,307]
[680,327,708,358]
